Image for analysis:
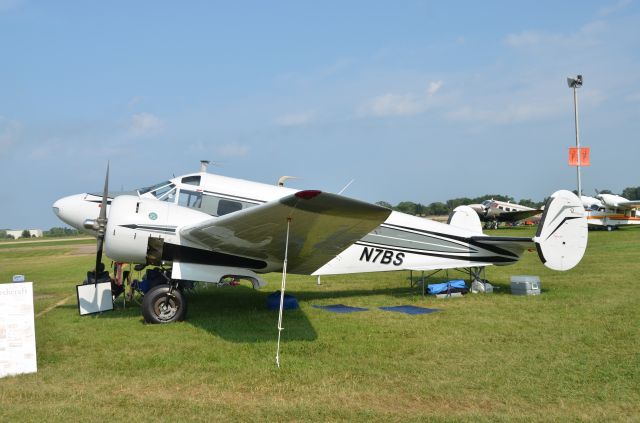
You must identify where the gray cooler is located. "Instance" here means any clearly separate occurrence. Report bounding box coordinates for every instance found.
[510,275,541,296]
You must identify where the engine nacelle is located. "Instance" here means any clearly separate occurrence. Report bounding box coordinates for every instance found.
[104,195,210,264]
[104,196,164,263]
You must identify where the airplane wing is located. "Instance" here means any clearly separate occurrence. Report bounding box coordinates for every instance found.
[617,200,640,210]
[179,190,392,274]
[496,209,542,223]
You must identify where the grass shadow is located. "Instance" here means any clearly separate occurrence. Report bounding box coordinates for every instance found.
[60,285,318,343]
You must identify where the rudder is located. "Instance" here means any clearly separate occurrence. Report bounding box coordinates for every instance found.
[533,190,587,271]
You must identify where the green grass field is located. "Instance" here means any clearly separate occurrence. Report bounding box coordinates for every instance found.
[1,229,639,422]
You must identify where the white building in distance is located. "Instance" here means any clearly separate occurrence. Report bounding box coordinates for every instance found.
[5,229,43,239]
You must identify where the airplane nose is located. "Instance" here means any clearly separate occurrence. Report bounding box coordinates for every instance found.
[52,193,98,231]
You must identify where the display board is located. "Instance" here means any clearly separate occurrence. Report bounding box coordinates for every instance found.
[76,282,113,315]
[0,282,37,378]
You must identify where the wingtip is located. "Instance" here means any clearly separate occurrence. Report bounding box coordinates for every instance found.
[295,190,322,200]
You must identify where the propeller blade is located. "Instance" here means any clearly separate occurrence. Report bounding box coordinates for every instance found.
[99,163,109,222]
[94,162,110,282]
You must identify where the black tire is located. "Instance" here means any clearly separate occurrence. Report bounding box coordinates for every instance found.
[142,284,187,324]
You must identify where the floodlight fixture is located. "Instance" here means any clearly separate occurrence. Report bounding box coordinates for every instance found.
[567,75,583,88]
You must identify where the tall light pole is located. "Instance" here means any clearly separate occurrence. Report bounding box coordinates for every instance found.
[567,75,583,197]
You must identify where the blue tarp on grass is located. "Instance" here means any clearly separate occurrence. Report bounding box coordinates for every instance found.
[379,305,442,315]
[312,304,369,313]
[427,279,467,295]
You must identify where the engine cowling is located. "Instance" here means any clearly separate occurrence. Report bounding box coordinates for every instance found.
[104,196,169,263]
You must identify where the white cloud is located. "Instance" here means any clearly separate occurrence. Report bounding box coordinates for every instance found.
[127,96,143,108]
[625,92,640,102]
[599,0,631,16]
[504,31,548,47]
[0,117,21,154]
[129,112,163,137]
[504,20,607,50]
[274,111,315,126]
[216,142,249,158]
[427,80,443,96]
[505,21,607,49]
[447,100,563,125]
[358,93,422,117]
[358,80,444,118]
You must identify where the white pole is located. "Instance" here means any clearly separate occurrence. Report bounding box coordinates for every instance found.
[275,218,292,368]
[573,86,582,197]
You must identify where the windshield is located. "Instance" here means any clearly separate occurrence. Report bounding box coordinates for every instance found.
[151,184,177,201]
[138,180,172,195]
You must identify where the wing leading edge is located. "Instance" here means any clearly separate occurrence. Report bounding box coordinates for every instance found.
[495,209,542,223]
[617,200,640,210]
[179,190,392,274]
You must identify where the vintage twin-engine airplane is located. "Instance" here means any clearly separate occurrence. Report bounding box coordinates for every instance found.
[581,193,640,230]
[468,199,542,229]
[53,162,588,324]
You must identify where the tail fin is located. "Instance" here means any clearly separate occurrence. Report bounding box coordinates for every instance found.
[448,205,483,235]
[533,190,587,271]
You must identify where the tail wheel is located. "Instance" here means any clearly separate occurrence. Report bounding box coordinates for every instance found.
[142,285,187,324]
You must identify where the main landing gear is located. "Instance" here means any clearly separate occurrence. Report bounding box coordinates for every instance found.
[142,279,187,324]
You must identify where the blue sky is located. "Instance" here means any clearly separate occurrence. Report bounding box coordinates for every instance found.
[2,0,640,229]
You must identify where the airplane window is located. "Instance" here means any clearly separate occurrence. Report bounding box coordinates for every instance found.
[218,199,242,216]
[194,193,258,217]
[181,176,201,186]
[138,181,171,195]
[179,190,202,209]
[152,184,176,202]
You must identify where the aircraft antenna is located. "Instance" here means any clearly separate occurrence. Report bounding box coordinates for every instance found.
[200,160,210,172]
[338,179,355,195]
[275,217,292,368]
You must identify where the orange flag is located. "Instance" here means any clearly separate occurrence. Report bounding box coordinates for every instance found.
[568,147,590,166]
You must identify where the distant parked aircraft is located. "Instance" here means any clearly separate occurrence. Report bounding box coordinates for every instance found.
[468,199,542,229]
[581,193,640,230]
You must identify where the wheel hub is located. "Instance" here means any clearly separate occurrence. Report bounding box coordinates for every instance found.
[153,296,179,321]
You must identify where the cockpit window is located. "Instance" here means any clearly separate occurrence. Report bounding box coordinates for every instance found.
[482,200,492,207]
[138,181,172,195]
[181,176,201,186]
[152,183,177,202]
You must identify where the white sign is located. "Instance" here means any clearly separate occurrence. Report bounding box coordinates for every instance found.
[0,282,37,378]
[76,282,113,315]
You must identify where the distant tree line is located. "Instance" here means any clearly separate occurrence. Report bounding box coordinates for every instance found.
[44,227,80,237]
[377,186,640,216]
[622,186,640,200]
[375,194,545,216]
